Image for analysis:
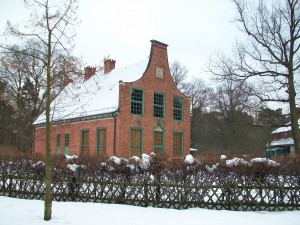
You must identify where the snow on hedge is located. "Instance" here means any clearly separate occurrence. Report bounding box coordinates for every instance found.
[251,158,279,166]
[184,154,195,164]
[65,154,78,161]
[226,158,251,167]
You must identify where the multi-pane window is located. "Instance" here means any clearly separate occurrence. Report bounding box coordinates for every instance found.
[64,133,70,155]
[81,130,89,155]
[130,128,143,156]
[153,126,164,154]
[56,133,61,156]
[173,132,183,157]
[131,88,144,115]
[153,93,164,118]
[97,129,107,160]
[173,97,183,121]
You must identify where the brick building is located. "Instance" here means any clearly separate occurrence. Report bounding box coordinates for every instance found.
[33,40,190,159]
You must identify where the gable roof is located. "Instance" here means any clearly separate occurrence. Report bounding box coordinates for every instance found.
[34,58,149,126]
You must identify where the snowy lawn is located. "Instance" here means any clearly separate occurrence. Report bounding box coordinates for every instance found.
[1,197,300,225]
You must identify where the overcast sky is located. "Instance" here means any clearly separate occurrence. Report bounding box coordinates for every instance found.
[0,0,241,83]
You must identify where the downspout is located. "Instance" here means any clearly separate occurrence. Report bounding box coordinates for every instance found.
[113,112,117,156]
[32,127,35,155]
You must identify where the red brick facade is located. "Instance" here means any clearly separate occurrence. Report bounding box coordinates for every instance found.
[33,40,190,158]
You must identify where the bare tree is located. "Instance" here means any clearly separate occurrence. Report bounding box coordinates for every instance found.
[181,78,212,112]
[170,61,188,90]
[210,0,300,154]
[211,79,258,154]
[3,0,81,220]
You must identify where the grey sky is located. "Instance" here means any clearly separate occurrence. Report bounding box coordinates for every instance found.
[0,0,240,82]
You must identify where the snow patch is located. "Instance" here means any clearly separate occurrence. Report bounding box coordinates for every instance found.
[65,154,78,161]
[226,158,250,167]
[139,154,151,170]
[184,154,195,164]
[32,161,45,168]
[220,155,227,160]
[251,158,279,166]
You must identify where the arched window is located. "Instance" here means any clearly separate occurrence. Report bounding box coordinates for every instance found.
[153,126,164,154]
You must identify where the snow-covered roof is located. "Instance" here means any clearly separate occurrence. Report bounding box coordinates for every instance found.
[34,58,149,125]
[271,119,300,134]
[269,137,294,147]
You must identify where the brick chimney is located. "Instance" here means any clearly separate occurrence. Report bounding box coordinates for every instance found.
[149,40,169,67]
[84,66,96,80]
[104,59,116,74]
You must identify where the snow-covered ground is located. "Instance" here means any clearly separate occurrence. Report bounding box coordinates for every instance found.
[0,196,299,225]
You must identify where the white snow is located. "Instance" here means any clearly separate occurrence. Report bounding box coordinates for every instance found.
[271,119,300,134]
[65,154,78,161]
[251,158,279,166]
[220,155,227,160]
[139,154,151,170]
[130,156,140,162]
[1,196,299,225]
[67,164,82,172]
[226,158,250,167]
[32,161,45,168]
[34,59,149,125]
[184,154,195,164]
[109,156,122,165]
[269,137,294,147]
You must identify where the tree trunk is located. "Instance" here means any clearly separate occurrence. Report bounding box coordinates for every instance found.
[44,32,52,221]
[288,71,299,156]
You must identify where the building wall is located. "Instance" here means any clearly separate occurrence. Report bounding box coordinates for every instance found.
[33,118,115,157]
[33,40,190,158]
[116,40,190,157]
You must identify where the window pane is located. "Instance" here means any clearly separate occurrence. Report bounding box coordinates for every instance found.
[130,129,142,155]
[153,93,164,118]
[154,131,163,146]
[81,130,89,155]
[173,97,183,120]
[64,133,70,147]
[131,89,143,115]
[153,129,164,153]
[56,133,61,156]
[97,129,106,160]
[56,134,61,147]
[173,133,183,157]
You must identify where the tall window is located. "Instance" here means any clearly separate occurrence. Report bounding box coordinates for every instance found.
[131,88,144,115]
[56,133,61,156]
[97,128,106,160]
[153,93,164,118]
[173,132,183,157]
[153,126,164,154]
[130,128,143,156]
[64,133,70,155]
[173,97,183,121]
[81,130,89,155]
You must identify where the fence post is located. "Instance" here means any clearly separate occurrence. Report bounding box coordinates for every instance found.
[155,172,162,206]
[68,176,77,201]
[144,173,149,207]
[8,175,12,197]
